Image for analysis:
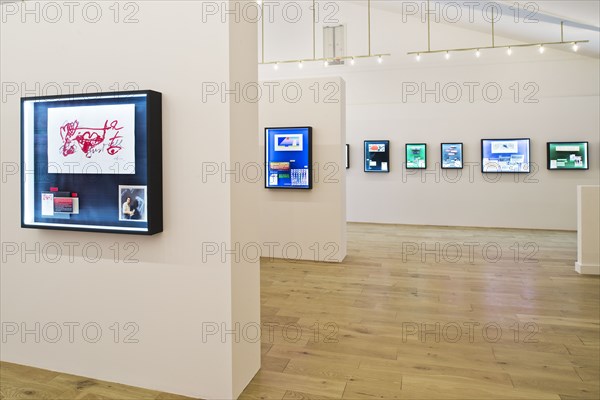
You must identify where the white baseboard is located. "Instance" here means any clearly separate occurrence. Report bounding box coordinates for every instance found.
[575,262,600,275]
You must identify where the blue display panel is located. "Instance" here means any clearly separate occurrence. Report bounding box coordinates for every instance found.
[481,139,530,173]
[441,143,463,169]
[21,91,163,235]
[364,140,390,172]
[265,127,312,189]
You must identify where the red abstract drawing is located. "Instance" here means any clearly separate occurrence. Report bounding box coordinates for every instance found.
[48,104,136,174]
[59,119,124,158]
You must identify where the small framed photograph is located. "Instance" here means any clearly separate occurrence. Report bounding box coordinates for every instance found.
[441,143,464,169]
[406,143,427,169]
[119,185,148,222]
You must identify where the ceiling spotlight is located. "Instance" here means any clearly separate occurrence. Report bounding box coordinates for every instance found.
[445,51,450,60]
[475,49,481,58]
[273,63,279,70]
[298,61,303,69]
[256,0,262,4]
[539,45,545,54]
[416,53,421,62]
[507,47,512,56]
[350,58,356,66]
[377,56,383,64]
[572,42,579,52]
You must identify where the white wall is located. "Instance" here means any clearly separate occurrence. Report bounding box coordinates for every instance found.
[259,77,347,262]
[260,1,600,230]
[1,1,259,399]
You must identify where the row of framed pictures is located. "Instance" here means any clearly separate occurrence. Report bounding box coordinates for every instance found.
[349,139,590,173]
[263,127,589,190]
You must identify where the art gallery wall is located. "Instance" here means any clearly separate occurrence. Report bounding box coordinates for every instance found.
[260,1,600,230]
[259,77,347,262]
[0,1,259,399]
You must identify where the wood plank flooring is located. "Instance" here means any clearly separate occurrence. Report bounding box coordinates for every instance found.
[1,223,599,399]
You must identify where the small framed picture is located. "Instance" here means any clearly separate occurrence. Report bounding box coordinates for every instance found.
[119,185,148,222]
[547,141,589,170]
[364,140,390,173]
[441,143,464,169]
[405,143,427,169]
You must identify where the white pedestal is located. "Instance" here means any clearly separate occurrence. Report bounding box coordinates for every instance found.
[576,185,600,275]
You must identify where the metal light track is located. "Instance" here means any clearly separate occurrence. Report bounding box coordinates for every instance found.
[408,1,590,58]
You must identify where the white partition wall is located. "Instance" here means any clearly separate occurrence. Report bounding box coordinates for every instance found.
[0,1,259,399]
[259,77,347,263]
[576,186,600,275]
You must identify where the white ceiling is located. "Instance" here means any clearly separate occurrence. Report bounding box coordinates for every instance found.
[371,0,600,58]
[525,0,599,27]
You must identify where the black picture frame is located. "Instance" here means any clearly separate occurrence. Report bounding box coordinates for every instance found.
[481,138,531,174]
[546,141,589,171]
[405,143,427,170]
[364,140,390,173]
[441,142,464,170]
[346,144,350,169]
[264,126,313,190]
[21,90,163,235]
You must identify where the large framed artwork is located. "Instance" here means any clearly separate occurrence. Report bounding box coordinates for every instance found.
[21,90,163,235]
[265,127,313,189]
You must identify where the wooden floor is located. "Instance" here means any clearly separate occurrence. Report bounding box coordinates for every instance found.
[2,223,599,399]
